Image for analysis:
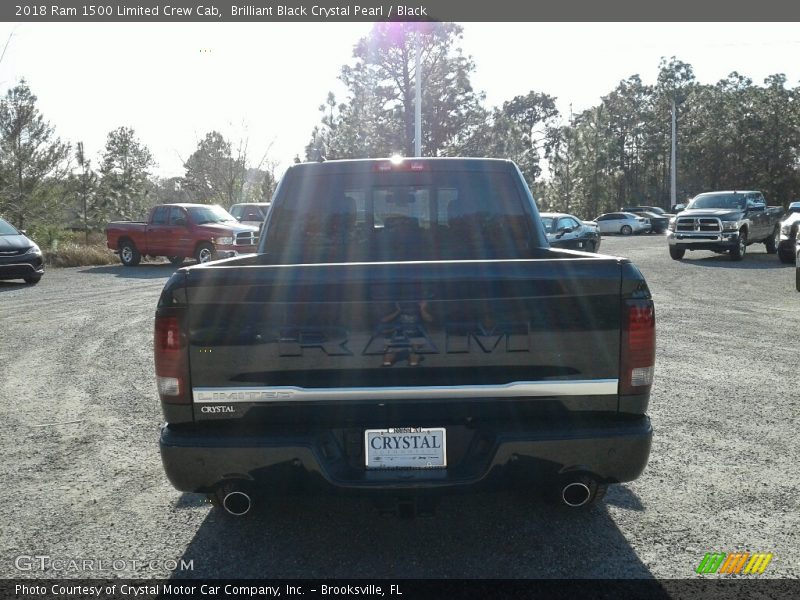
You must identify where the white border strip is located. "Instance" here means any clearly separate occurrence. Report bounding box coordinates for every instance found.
[193,380,618,403]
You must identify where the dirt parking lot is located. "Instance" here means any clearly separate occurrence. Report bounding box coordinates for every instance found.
[1,234,798,579]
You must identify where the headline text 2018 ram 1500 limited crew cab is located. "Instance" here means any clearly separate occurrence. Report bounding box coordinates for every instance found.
[666,191,784,261]
[156,158,655,516]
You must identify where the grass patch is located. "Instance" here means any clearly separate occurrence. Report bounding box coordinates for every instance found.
[44,243,120,267]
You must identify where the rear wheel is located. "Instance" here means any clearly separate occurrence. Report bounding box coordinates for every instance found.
[167,256,185,266]
[620,225,633,235]
[195,242,215,264]
[765,227,778,254]
[118,240,141,266]
[730,229,747,261]
[669,247,685,260]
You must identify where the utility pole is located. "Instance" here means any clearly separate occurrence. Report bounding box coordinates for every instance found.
[565,103,572,213]
[414,29,422,157]
[670,97,677,209]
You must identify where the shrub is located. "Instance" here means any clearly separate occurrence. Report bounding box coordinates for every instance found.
[44,243,119,267]
[26,225,82,249]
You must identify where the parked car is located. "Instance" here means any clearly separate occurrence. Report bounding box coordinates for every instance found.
[666,190,784,261]
[594,212,650,235]
[622,206,672,233]
[229,202,271,229]
[640,211,670,234]
[777,201,800,264]
[106,203,259,266]
[540,212,601,252]
[0,217,44,284]
[624,206,675,218]
[156,158,655,515]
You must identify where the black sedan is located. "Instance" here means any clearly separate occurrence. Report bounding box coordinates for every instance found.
[639,211,671,233]
[623,205,675,218]
[540,212,601,252]
[622,206,672,233]
[0,217,44,284]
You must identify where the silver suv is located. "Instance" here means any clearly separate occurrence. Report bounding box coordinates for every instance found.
[229,203,271,229]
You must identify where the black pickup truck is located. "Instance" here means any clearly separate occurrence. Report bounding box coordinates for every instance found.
[666,190,783,261]
[156,158,655,516]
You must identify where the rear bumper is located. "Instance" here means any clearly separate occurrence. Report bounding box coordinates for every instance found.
[159,416,653,494]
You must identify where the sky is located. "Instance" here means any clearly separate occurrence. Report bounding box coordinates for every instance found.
[0,22,798,180]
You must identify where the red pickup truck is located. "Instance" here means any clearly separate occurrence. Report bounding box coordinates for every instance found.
[106,203,259,266]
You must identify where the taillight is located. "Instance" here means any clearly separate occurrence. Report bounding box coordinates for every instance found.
[620,299,655,395]
[154,313,189,404]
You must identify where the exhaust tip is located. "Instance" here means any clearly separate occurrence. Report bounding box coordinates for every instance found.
[222,490,252,516]
[561,481,592,508]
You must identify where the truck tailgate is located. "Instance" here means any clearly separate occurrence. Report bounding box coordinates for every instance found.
[175,255,625,422]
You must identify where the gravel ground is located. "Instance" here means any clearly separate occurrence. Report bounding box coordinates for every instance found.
[0,235,798,580]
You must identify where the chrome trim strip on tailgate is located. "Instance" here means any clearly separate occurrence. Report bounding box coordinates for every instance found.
[193,380,619,403]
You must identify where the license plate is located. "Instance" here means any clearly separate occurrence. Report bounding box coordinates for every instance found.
[364,427,446,469]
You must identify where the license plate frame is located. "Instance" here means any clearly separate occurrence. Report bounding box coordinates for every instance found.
[364,427,447,469]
